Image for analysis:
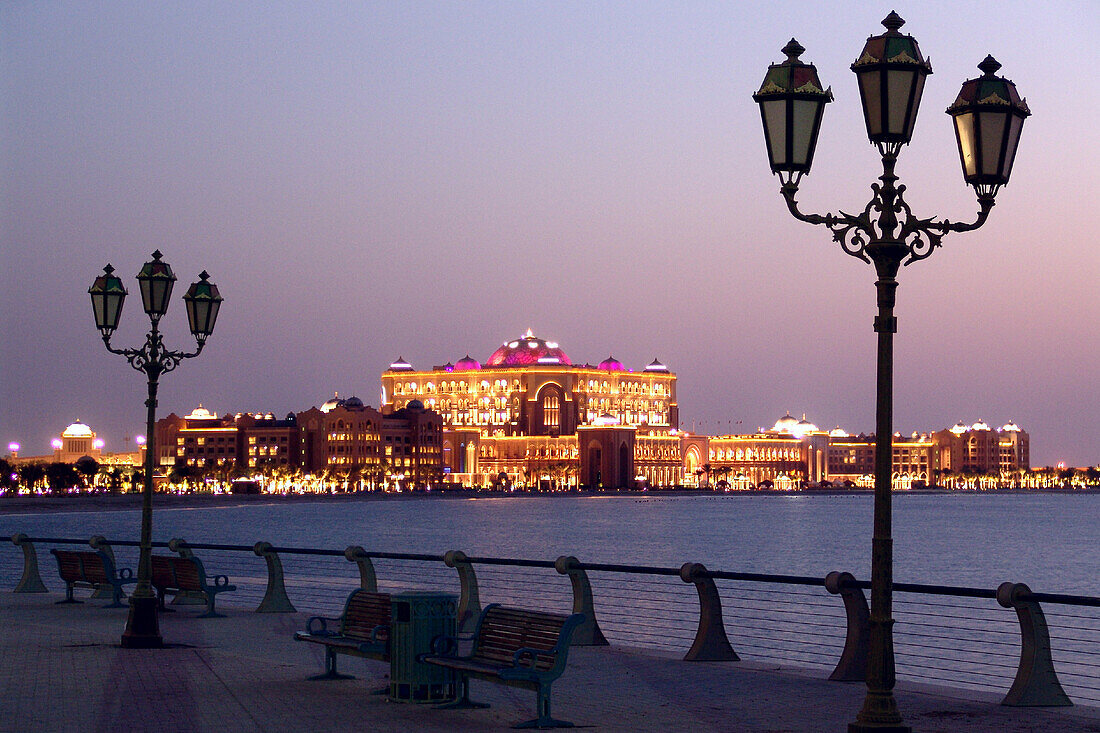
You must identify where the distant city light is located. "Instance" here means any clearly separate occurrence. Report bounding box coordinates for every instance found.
[7,442,18,452]
[93,439,105,449]
[135,435,147,445]
[51,439,63,449]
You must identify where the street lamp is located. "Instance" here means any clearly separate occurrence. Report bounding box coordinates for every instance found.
[88,250,222,648]
[754,12,1028,733]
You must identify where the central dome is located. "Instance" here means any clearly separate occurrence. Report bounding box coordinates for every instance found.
[486,330,572,367]
[62,421,94,438]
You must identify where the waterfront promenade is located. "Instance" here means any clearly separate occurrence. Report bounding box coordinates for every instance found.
[3,593,1097,732]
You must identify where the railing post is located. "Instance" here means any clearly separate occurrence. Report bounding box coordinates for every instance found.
[997,581,1072,707]
[679,562,737,661]
[344,545,378,591]
[167,538,206,606]
[168,537,195,559]
[88,535,119,601]
[253,541,296,613]
[443,550,480,633]
[554,555,609,646]
[825,570,869,681]
[11,534,48,593]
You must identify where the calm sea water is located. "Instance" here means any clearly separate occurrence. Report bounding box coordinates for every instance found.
[2,492,1095,595]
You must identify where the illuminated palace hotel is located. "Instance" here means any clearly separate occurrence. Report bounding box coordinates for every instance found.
[381,330,680,488]
[9,332,1030,491]
[380,331,1030,489]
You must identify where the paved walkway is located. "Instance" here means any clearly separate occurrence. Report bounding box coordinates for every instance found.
[2,593,1097,732]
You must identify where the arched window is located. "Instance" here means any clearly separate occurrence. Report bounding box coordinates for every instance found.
[543,394,560,429]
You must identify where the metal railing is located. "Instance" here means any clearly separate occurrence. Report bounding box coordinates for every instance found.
[4,532,1097,707]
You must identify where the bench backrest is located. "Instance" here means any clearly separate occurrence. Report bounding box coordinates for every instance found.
[341,590,391,641]
[51,549,114,584]
[150,555,207,592]
[51,549,84,583]
[472,606,573,671]
[170,556,204,591]
[81,552,109,583]
[151,555,175,588]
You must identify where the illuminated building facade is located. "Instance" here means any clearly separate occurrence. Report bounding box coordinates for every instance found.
[4,421,144,470]
[155,399,443,489]
[380,331,679,488]
[378,332,1033,490]
[381,331,677,436]
[52,421,104,464]
[297,396,443,488]
[934,420,1030,476]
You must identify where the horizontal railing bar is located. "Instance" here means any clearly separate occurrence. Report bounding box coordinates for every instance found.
[463,556,557,569]
[709,570,823,586]
[1027,592,1100,607]
[11,536,1100,606]
[583,562,684,577]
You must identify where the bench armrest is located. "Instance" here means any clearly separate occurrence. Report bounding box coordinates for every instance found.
[370,624,388,644]
[429,634,459,656]
[119,568,134,580]
[306,616,340,636]
[511,646,556,669]
[212,574,232,588]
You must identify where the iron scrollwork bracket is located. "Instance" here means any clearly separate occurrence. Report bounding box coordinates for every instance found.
[896,190,996,265]
[782,182,874,263]
[780,179,996,268]
[101,329,203,379]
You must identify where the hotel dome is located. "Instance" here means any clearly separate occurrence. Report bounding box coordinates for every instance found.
[772,413,799,433]
[62,421,94,438]
[486,330,572,367]
[453,355,482,370]
[185,406,218,421]
[598,356,626,371]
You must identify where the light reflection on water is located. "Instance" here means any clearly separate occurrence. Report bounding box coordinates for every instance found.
[1,492,1096,594]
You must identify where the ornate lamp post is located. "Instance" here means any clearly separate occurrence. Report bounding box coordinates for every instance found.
[753,12,1028,733]
[88,251,222,648]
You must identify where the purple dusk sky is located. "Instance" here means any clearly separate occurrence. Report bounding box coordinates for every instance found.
[2,2,1097,467]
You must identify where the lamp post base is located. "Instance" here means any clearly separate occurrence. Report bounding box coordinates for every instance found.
[121,595,163,648]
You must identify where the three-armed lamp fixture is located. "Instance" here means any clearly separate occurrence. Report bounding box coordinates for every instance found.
[753,12,1028,733]
[88,251,222,648]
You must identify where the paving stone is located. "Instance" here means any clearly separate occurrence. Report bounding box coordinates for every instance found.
[1,593,1097,732]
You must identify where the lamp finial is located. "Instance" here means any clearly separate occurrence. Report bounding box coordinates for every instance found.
[882,11,905,33]
[782,38,805,62]
[978,55,1002,76]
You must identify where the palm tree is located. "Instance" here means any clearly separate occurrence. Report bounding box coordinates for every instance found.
[106,467,125,493]
[74,456,100,490]
[0,458,16,493]
[19,463,46,492]
[45,462,80,492]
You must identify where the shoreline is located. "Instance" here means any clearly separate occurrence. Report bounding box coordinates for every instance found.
[1,485,1097,515]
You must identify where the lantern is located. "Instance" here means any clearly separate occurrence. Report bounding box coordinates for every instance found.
[851,12,932,146]
[88,264,127,333]
[753,39,833,183]
[136,250,176,318]
[947,55,1030,196]
[182,270,223,342]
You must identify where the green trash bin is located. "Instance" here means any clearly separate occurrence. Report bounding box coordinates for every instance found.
[389,591,458,703]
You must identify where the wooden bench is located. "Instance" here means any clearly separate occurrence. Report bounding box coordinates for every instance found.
[50,549,134,608]
[150,555,237,618]
[419,604,585,729]
[294,590,391,680]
